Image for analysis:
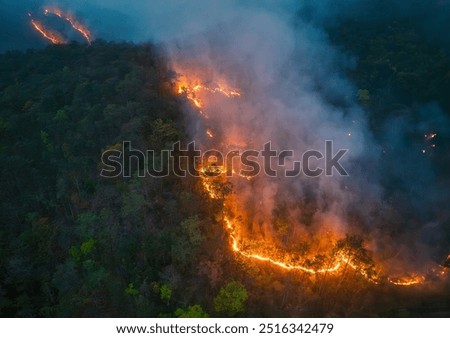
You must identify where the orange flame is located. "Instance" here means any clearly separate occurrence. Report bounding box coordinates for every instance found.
[387,275,425,286]
[177,76,241,118]
[224,216,342,274]
[177,81,203,108]
[177,73,448,288]
[29,14,66,45]
[201,175,378,282]
[44,7,93,44]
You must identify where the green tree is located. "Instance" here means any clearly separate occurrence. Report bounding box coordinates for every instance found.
[357,89,371,105]
[125,283,139,296]
[214,281,248,317]
[160,284,172,305]
[175,304,209,318]
[180,216,204,247]
[147,119,181,150]
[171,216,204,270]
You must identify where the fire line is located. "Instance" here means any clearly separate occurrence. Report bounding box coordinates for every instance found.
[28,7,93,45]
[44,7,92,44]
[176,73,448,287]
[29,13,66,45]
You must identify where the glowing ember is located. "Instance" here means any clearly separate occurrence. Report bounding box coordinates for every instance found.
[444,254,450,268]
[387,275,425,286]
[29,14,66,45]
[202,84,241,98]
[425,133,437,140]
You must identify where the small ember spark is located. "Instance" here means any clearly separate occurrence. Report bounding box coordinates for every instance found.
[425,133,437,140]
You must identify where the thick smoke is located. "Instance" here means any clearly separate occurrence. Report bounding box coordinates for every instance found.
[163,1,450,275]
[168,4,379,244]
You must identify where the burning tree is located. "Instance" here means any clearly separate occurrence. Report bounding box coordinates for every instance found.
[332,235,378,282]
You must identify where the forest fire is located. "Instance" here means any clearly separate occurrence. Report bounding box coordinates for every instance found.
[44,7,93,44]
[177,81,204,108]
[29,14,66,45]
[177,77,241,119]
[224,216,343,274]
[177,80,240,100]
[387,275,426,286]
[200,157,442,287]
[28,7,92,45]
[202,174,378,281]
[176,72,450,288]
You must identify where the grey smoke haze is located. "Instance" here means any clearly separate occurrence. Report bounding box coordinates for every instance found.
[164,1,449,275]
[165,0,450,275]
[1,0,449,271]
[170,4,372,232]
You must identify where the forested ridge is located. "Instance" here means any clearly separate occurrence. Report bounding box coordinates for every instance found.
[0,41,230,317]
[1,18,450,317]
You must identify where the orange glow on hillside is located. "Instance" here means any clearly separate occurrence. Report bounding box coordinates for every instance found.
[44,7,93,44]
[176,71,449,288]
[387,275,425,286]
[177,76,241,119]
[29,14,66,45]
